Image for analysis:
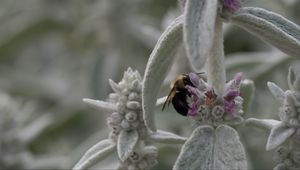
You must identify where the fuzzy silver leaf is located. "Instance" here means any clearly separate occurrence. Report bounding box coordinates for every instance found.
[83,98,115,113]
[117,130,139,161]
[148,130,187,144]
[184,0,218,70]
[267,82,285,104]
[288,66,300,92]
[173,125,214,170]
[230,7,300,59]
[240,79,255,112]
[245,118,281,131]
[73,140,116,170]
[142,15,184,132]
[214,125,247,169]
[266,122,295,151]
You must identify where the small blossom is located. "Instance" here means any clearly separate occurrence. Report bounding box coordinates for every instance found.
[199,105,209,119]
[212,105,224,119]
[273,146,289,162]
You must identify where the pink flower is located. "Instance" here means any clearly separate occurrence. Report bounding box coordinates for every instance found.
[223,90,240,115]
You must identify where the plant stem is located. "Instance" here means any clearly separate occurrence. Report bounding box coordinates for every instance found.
[207,17,226,94]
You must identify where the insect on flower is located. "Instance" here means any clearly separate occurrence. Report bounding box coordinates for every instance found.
[162,72,204,116]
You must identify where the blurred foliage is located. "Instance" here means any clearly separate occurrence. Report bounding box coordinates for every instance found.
[0,0,300,169]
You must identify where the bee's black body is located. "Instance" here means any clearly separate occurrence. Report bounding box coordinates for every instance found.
[163,74,198,116]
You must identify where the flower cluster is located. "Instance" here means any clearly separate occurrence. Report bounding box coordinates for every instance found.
[272,146,300,170]
[184,72,244,126]
[278,91,300,128]
[246,67,300,170]
[75,68,186,170]
[105,68,148,141]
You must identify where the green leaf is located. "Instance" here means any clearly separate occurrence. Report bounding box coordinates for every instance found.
[230,7,300,59]
[184,0,218,70]
[142,15,184,132]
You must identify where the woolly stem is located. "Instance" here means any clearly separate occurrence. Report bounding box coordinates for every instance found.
[207,17,226,94]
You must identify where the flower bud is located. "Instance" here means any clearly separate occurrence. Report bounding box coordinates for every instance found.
[127,101,140,109]
[280,106,296,119]
[121,120,131,129]
[273,146,289,162]
[128,92,139,101]
[292,151,300,164]
[273,163,286,170]
[293,128,300,144]
[289,118,299,127]
[137,160,148,170]
[212,105,224,119]
[129,151,141,162]
[199,105,209,119]
[116,102,126,113]
[125,111,137,122]
[284,158,293,167]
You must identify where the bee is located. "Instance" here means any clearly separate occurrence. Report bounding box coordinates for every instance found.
[162,73,204,116]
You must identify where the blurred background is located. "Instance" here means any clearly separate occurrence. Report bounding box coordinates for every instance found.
[1,0,300,169]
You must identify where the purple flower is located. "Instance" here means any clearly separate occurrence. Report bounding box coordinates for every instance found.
[234,72,243,86]
[188,102,199,117]
[223,90,240,115]
[222,0,241,13]
[188,72,200,88]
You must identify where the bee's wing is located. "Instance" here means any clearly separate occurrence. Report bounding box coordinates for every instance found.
[162,87,175,110]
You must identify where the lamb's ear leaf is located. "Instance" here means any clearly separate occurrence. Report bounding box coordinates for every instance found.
[245,118,281,131]
[267,82,285,104]
[73,139,116,170]
[266,123,295,151]
[288,66,300,92]
[240,79,255,112]
[214,125,247,169]
[184,0,218,70]
[173,125,214,170]
[142,15,183,132]
[230,7,300,59]
[117,130,139,161]
[148,130,187,144]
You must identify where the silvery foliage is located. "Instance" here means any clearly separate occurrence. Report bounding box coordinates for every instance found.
[73,68,186,170]
[143,0,249,169]
[246,67,300,170]
[0,92,68,169]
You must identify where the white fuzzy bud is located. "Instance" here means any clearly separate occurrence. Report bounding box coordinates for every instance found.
[289,118,299,127]
[125,111,138,122]
[212,105,224,119]
[128,92,139,101]
[129,151,141,162]
[121,120,131,129]
[126,101,140,109]
[273,146,289,162]
[273,163,286,170]
[199,106,209,119]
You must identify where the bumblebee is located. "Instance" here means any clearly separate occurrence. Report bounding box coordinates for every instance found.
[162,73,203,116]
